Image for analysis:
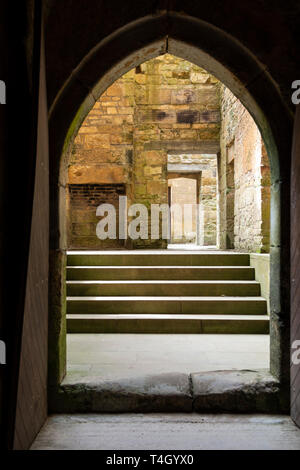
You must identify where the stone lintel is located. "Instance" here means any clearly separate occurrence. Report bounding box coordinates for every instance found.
[145,140,220,153]
[168,163,207,173]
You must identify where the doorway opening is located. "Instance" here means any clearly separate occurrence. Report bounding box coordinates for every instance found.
[48,25,290,413]
[167,153,218,249]
[59,54,272,391]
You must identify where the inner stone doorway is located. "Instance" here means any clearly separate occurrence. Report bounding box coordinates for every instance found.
[167,153,218,248]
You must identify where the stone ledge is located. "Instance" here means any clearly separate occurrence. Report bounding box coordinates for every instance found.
[192,369,287,413]
[53,372,193,413]
[50,369,288,414]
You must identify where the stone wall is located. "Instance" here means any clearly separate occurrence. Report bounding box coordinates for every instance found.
[250,254,270,313]
[68,54,220,248]
[68,184,126,249]
[131,55,220,248]
[219,86,271,252]
[68,56,270,252]
[68,75,134,248]
[199,157,217,246]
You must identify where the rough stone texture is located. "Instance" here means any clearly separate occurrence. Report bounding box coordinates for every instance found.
[48,249,67,391]
[250,254,270,313]
[192,369,287,413]
[219,86,271,252]
[68,54,220,248]
[49,369,287,414]
[199,161,217,246]
[131,55,219,249]
[44,3,293,411]
[68,74,134,248]
[31,413,300,451]
[52,373,193,413]
[67,58,270,252]
[68,184,126,249]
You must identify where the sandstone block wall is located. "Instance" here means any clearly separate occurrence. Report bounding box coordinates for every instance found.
[68,54,220,248]
[67,55,270,252]
[219,86,271,253]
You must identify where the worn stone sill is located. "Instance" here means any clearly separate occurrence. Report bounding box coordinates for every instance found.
[49,369,288,414]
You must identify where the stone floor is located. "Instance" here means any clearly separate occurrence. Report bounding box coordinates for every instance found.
[167,244,217,250]
[66,334,269,381]
[31,414,300,450]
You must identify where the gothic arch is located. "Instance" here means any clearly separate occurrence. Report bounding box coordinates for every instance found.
[48,13,292,399]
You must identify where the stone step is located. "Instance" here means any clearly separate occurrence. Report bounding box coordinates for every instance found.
[66,280,261,297]
[67,296,267,315]
[67,251,250,267]
[66,266,255,281]
[67,314,269,334]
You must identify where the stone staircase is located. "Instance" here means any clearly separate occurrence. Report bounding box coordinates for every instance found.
[66,251,269,334]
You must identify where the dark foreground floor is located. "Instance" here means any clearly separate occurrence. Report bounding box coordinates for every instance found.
[31,414,300,450]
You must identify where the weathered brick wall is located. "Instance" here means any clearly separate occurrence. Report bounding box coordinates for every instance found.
[68,184,126,249]
[68,54,220,248]
[219,86,271,252]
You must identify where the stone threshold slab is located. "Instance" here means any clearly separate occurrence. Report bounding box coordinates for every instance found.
[50,370,288,414]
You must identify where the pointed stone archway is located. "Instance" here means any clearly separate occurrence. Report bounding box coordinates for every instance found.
[47,12,292,414]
